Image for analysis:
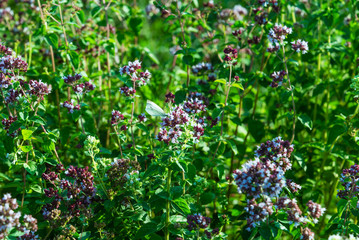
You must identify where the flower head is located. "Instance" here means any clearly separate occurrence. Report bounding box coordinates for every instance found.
[268,24,292,44]
[291,39,309,54]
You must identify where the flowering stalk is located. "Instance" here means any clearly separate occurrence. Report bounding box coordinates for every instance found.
[55,2,75,100]
[103,0,113,147]
[76,96,86,134]
[281,44,296,144]
[176,1,192,87]
[212,64,233,161]
[37,0,62,128]
[130,81,137,154]
[165,157,172,240]
[113,126,123,158]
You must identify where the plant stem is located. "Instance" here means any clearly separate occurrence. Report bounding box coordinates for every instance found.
[282,45,296,144]
[176,1,192,87]
[114,127,123,157]
[21,152,29,208]
[103,0,113,147]
[165,157,172,240]
[130,80,137,162]
[211,65,233,161]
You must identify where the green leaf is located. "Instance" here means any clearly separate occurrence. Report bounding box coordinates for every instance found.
[337,199,348,216]
[170,186,183,200]
[175,90,187,104]
[227,139,238,155]
[248,119,265,142]
[24,162,37,175]
[232,82,244,90]
[172,198,190,215]
[259,224,272,240]
[200,192,215,205]
[69,50,80,69]
[212,108,223,118]
[29,116,46,125]
[182,55,194,65]
[214,79,227,84]
[30,184,42,193]
[144,164,160,178]
[135,222,160,239]
[129,17,143,36]
[350,224,359,234]
[20,145,32,153]
[76,10,85,23]
[9,121,22,134]
[45,33,59,49]
[21,129,33,141]
[327,124,347,145]
[143,47,159,65]
[298,114,313,130]
[91,6,102,17]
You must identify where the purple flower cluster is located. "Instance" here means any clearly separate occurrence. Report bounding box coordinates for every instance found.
[266,24,292,52]
[28,80,52,100]
[254,136,294,172]
[234,137,295,200]
[267,23,309,54]
[2,116,20,137]
[306,200,326,223]
[0,193,39,239]
[165,92,175,103]
[187,214,211,231]
[157,105,190,144]
[0,44,12,56]
[268,24,292,44]
[0,72,11,88]
[120,86,136,96]
[0,55,28,73]
[111,110,125,125]
[300,227,315,240]
[254,11,268,25]
[267,43,280,53]
[183,92,208,114]
[291,39,309,54]
[191,62,213,75]
[5,89,21,104]
[232,29,243,41]
[337,164,359,199]
[156,94,207,145]
[119,60,152,86]
[72,81,95,94]
[233,158,286,199]
[62,73,82,84]
[61,73,95,113]
[275,197,306,227]
[232,137,325,232]
[207,116,220,128]
[269,70,287,88]
[62,100,80,114]
[138,113,147,122]
[244,198,274,230]
[286,179,302,193]
[223,46,238,65]
[42,165,96,227]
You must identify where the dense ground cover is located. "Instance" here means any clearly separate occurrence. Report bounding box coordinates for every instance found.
[1,0,359,239]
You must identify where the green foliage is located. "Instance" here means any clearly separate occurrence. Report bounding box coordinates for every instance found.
[0,0,359,239]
